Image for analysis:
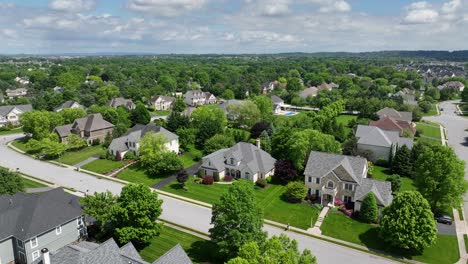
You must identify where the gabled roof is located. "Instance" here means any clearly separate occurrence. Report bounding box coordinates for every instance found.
[355,178,393,206]
[54,101,85,112]
[356,125,413,148]
[72,113,114,132]
[376,107,412,122]
[218,100,246,114]
[304,151,367,184]
[369,117,415,134]
[153,244,192,264]
[54,124,73,138]
[270,95,284,104]
[109,124,178,153]
[299,87,318,98]
[0,188,83,241]
[106,97,135,109]
[0,104,32,116]
[150,95,176,104]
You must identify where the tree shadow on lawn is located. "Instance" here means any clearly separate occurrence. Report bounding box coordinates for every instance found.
[128,164,172,180]
[186,240,222,263]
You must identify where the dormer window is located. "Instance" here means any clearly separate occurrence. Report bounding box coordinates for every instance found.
[230,158,234,165]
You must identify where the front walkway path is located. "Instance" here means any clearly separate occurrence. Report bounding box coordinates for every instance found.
[308,206,329,235]
[454,208,468,264]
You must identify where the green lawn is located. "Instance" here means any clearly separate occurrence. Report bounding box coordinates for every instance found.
[371,166,417,192]
[179,145,202,168]
[464,234,468,254]
[415,137,441,146]
[321,213,459,264]
[417,122,441,139]
[56,145,106,166]
[0,127,23,135]
[80,159,125,174]
[11,138,29,152]
[162,179,319,229]
[22,178,47,188]
[117,164,170,187]
[139,226,216,263]
[422,104,439,117]
[336,114,358,136]
[152,110,172,116]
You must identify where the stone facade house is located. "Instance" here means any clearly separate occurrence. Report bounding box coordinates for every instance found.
[304,151,393,212]
[183,90,217,106]
[106,97,136,110]
[355,125,413,162]
[54,113,114,144]
[108,124,179,160]
[0,188,86,264]
[53,101,85,112]
[149,95,176,110]
[200,142,276,182]
[0,104,32,127]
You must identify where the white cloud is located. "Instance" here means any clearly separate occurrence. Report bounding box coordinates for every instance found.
[442,0,461,13]
[406,1,432,10]
[402,2,439,24]
[317,0,351,13]
[260,0,291,16]
[49,0,95,12]
[127,0,206,17]
[0,29,17,38]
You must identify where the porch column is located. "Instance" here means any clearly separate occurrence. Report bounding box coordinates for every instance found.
[332,195,335,206]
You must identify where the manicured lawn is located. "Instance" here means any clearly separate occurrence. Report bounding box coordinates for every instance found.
[464,234,468,253]
[321,213,459,264]
[179,145,202,168]
[162,179,319,229]
[22,178,47,188]
[80,159,125,174]
[417,122,441,139]
[336,114,358,136]
[415,137,441,146]
[371,166,417,192]
[139,226,216,263]
[152,110,172,116]
[56,146,105,166]
[422,104,439,117]
[11,138,29,152]
[117,164,169,187]
[0,127,23,135]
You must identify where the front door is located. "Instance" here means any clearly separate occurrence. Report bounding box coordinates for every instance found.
[323,194,333,205]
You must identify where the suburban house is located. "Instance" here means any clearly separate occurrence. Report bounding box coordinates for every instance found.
[14,77,30,86]
[355,125,414,162]
[299,87,319,99]
[54,113,114,144]
[369,116,416,136]
[304,151,393,212]
[108,123,179,160]
[437,81,465,91]
[261,81,278,94]
[376,107,413,122]
[106,97,136,110]
[200,141,276,182]
[53,101,86,112]
[270,95,284,114]
[0,188,86,264]
[6,88,28,99]
[183,90,217,106]
[35,238,191,264]
[0,104,33,127]
[217,99,248,120]
[149,95,176,110]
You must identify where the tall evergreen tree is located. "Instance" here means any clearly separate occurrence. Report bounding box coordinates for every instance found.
[130,102,151,125]
[391,145,412,177]
[360,193,378,223]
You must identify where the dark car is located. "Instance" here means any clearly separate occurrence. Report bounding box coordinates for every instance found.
[435,214,453,225]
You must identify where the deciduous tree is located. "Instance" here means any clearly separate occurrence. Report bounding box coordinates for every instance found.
[139,132,182,175]
[0,167,25,195]
[284,181,307,203]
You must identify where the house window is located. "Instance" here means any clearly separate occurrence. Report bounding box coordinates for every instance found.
[308,188,312,195]
[32,250,40,261]
[344,183,353,191]
[56,226,62,235]
[30,237,38,248]
[230,158,234,165]
[245,172,250,180]
[316,178,320,184]
[344,196,352,203]
[308,177,312,183]
[327,181,334,188]
[17,239,24,249]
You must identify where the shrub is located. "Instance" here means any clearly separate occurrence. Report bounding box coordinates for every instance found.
[213,172,220,182]
[123,151,137,160]
[91,138,100,146]
[344,209,353,217]
[202,176,214,185]
[334,198,344,207]
[256,179,267,188]
[194,177,203,184]
[224,175,233,182]
[360,193,378,223]
[198,169,205,177]
[284,182,307,203]
[375,158,388,167]
[386,174,401,193]
[307,194,318,202]
[193,152,202,162]
[177,170,189,185]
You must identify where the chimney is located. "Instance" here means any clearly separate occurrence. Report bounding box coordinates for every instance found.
[41,248,50,264]
[256,139,261,149]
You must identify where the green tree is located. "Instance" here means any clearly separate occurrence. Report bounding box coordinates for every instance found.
[139,132,182,175]
[59,108,87,124]
[251,96,274,122]
[172,97,187,113]
[390,145,412,177]
[210,181,266,260]
[0,167,25,195]
[109,184,163,245]
[415,145,467,212]
[259,130,272,153]
[360,193,378,223]
[66,134,87,150]
[21,111,64,140]
[130,102,151,125]
[222,89,235,99]
[158,75,177,91]
[286,77,302,92]
[96,84,120,104]
[386,174,401,193]
[227,101,261,129]
[227,234,316,264]
[462,86,468,102]
[192,105,227,147]
[380,191,437,253]
[82,191,118,237]
[176,170,189,186]
[284,181,308,203]
[204,134,235,154]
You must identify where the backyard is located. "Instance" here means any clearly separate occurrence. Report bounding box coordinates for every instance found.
[371,165,417,192]
[336,114,358,136]
[320,213,459,264]
[179,145,202,168]
[161,178,319,229]
[80,159,126,174]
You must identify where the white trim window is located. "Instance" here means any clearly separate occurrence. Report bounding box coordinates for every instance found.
[315,178,320,184]
[344,183,353,191]
[56,225,62,235]
[17,239,24,249]
[343,195,352,203]
[32,250,40,261]
[30,237,38,249]
[308,177,312,183]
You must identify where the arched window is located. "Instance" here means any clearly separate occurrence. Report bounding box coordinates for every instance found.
[327,181,334,188]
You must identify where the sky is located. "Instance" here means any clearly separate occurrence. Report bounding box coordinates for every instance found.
[0,0,467,54]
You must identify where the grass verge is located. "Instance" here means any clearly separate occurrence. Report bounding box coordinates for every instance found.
[117,164,170,187]
[80,159,125,174]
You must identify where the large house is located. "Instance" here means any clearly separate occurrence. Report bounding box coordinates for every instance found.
[0,188,86,264]
[304,151,393,212]
[369,116,416,136]
[0,104,33,127]
[6,88,28,99]
[355,125,413,162]
[376,107,412,122]
[108,123,179,160]
[438,81,465,91]
[200,142,276,182]
[106,97,136,110]
[38,238,191,264]
[54,113,114,144]
[149,95,176,110]
[184,90,216,106]
[53,101,85,112]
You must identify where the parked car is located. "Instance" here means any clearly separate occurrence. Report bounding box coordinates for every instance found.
[435,214,453,225]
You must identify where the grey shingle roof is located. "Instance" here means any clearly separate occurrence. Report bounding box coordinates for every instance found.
[304,151,367,184]
[54,124,73,138]
[356,125,413,149]
[299,87,318,98]
[54,101,85,112]
[377,107,412,122]
[106,97,136,109]
[0,188,83,241]
[149,95,176,104]
[355,178,393,206]
[152,244,192,264]
[0,104,33,116]
[72,113,114,132]
[109,124,178,153]
[270,95,284,104]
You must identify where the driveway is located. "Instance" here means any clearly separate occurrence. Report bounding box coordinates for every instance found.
[437,222,456,235]
[424,100,468,227]
[0,134,397,264]
[152,162,201,189]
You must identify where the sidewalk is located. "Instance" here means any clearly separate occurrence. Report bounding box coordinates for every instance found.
[454,207,468,264]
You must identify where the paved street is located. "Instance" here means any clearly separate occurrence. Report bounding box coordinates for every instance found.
[424,100,468,227]
[0,134,396,264]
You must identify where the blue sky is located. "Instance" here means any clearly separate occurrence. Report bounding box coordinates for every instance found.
[0,0,466,54]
